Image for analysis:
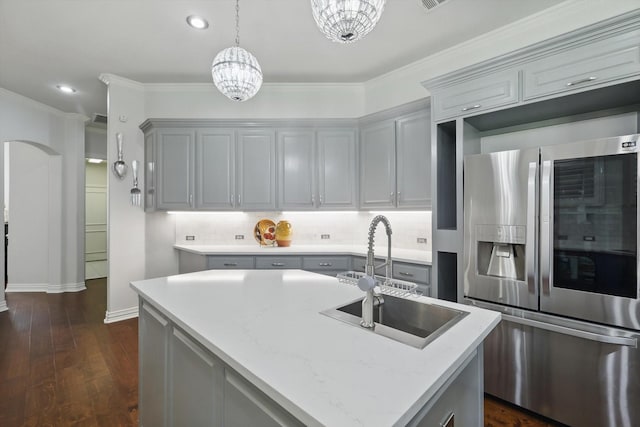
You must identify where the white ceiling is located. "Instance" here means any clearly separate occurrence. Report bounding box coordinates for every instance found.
[0,0,564,118]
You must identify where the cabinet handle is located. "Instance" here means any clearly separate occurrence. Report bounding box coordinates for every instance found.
[271,262,285,267]
[566,76,597,86]
[319,262,332,267]
[230,194,234,207]
[311,195,315,205]
[319,195,323,205]
[189,194,193,207]
[238,194,241,206]
[440,411,455,427]
[390,192,394,201]
[223,263,238,267]
[399,271,414,277]
[461,104,481,112]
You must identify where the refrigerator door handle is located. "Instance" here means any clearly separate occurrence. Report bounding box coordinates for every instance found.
[540,160,552,296]
[503,314,638,347]
[526,162,537,295]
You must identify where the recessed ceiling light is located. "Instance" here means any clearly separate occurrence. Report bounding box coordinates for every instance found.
[186,15,209,30]
[56,84,76,94]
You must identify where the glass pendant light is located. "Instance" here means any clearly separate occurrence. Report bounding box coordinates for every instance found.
[211,0,263,101]
[310,0,386,43]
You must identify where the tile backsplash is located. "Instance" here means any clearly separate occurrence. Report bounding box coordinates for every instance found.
[174,211,431,251]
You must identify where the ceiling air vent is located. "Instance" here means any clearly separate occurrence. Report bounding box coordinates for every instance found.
[92,113,107,125]
[421,0,447,10]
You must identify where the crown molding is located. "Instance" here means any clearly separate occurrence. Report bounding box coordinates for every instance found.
[99,73,145,90]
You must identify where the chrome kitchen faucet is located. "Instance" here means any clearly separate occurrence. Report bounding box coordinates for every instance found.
[358,215,392,329]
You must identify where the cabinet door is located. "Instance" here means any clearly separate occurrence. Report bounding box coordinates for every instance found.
[237,130,276,210]
[223,370,304,427]
[139,302,170,427]
[523,29,640,100]
[396,111,431,208]
[317,129,357,209]
[278,130,315,209]
[156,129,194,210]
[144,131,156,212]
[196,129,235,210]
[170,328,223,427]
[432,69,519,121]
[359,121,396,209]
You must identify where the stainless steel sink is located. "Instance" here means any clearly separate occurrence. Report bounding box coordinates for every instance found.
[321,294,469,349]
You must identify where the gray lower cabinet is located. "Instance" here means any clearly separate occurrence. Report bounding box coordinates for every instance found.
[408,349,483,427]
[302,255,350,277]
[255,256,302,269]
[393,261,431,296]
[140,300,303,427]
[156,129,195,210]
[207,256,255,269]
[237,129,277,210]
[139,303,170,427]
[170,328,221,426]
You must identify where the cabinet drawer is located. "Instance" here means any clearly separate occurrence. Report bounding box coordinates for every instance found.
[523,30,640,100]
[255,256,302,269]
[207,256,255,269]
[392,262,429,285]
[432,70,519,121]
[303,256,349,271]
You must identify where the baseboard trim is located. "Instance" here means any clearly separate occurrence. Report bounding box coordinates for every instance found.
[0,299,7,312]
[47,282,87,293]
[104,306,139,324]
[5,282,87,293]
[5,283,48,292]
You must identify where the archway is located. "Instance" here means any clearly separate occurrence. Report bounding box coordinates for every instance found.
[2,139,69,294]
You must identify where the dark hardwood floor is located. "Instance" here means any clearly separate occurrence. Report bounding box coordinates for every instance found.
[0,278,560,427]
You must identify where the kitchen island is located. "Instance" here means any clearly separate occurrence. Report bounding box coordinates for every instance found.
[131,269,500,427]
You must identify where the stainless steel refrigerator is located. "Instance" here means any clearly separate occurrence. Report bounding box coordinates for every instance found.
[463,134,640,427]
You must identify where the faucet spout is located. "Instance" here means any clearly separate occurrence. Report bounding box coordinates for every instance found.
[361,215,393,329]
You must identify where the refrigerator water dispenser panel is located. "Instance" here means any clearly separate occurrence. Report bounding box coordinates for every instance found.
[475,225,526,281]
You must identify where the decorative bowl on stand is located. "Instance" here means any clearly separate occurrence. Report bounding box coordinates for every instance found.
[254,219,276,246]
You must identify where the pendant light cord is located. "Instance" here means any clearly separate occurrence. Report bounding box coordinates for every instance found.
[235,0,240,47]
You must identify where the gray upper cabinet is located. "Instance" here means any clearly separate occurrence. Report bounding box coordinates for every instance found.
[278,130,316,209]
[196,129,236,210]
[432,69,519,122]
[278,128,357,210]
[360,120,396,209]
[360,109,430,209]
[523,29,640,100]
[317,130,357,209]
[237,129,276,210]
[396,111,431,208]
[156,129,195,210]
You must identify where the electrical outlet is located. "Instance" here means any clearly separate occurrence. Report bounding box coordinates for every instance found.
[321,234,331,240]
[417,237,428,244]
[186,235,195,241]
[235,235,245,240]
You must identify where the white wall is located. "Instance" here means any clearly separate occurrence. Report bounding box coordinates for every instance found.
[363,0,640,114]
[144,83,365,119]
[7,142,50,288]
[0,88,86,310]
[101,75,148,323]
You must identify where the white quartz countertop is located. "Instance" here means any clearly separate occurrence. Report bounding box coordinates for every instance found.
[131,269,499,427]
[174,244,432,265]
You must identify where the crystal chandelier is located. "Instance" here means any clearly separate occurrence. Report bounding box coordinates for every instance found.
[212,0,262,101]
[310,0,386,43]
